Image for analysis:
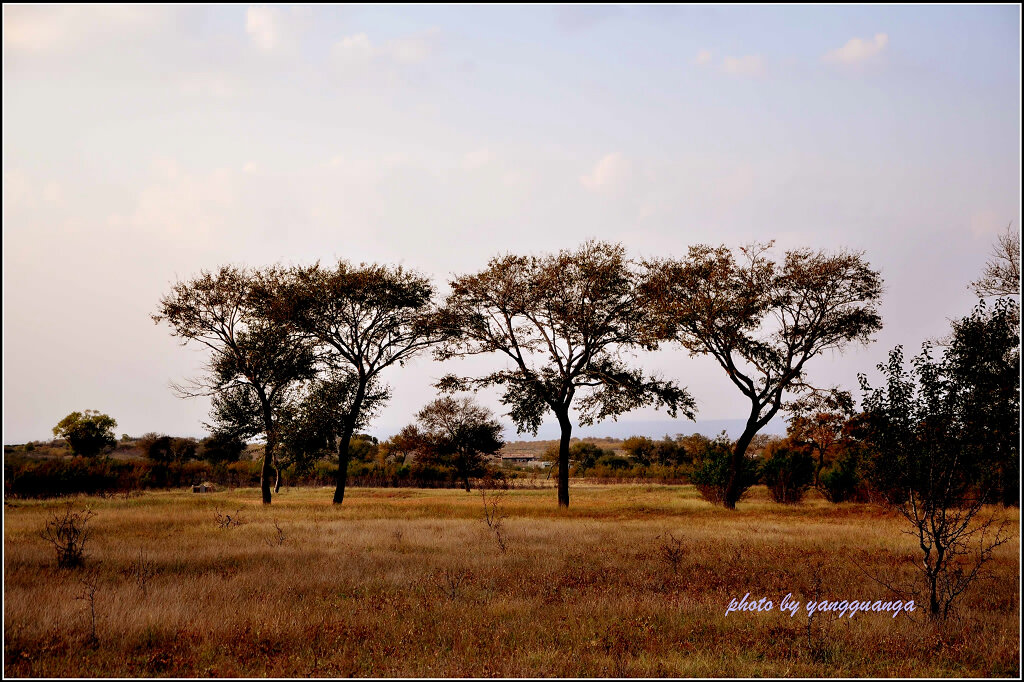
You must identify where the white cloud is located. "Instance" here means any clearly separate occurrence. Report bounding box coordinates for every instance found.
[581,153,631,191]
[3,5,170,53]
[693,49,713,66]
[462,148,494,171]
[721,55,765,77]
[246,6,281,51]
[331,28,439,69]
[823,33,889,65]
[332,33,375,65]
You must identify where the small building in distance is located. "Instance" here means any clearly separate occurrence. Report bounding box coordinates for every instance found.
[191,482,215,493]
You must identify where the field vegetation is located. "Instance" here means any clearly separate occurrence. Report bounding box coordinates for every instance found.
[4,484,1018,677]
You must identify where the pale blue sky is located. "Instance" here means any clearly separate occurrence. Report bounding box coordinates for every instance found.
[3,5,1020,443]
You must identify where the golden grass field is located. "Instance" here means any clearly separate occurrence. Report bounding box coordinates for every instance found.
[3,484,1020,678]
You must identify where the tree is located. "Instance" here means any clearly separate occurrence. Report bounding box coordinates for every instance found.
[141,435,198,464]
[278,371,389,492]
[859,344,1011,617]
[647,243,883,508]
[264,262,442,505]
[971,224,1020,298]
[200,432,247,465]
[410,396,504,492]
[945,298,1020,506]
[52,410,117,458]
[760,439,815,503]
[153,266,316,504]
[378,425,422,465]
[784,388,855,486]
[436,241,695,508]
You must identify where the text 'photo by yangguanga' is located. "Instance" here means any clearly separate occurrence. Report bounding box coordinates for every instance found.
[3,3,1021,680]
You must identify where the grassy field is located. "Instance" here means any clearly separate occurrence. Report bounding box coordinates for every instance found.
[3,484,1019,677]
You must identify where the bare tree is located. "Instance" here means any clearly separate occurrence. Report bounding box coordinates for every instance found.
[647,243,883,509]
[436,241,694,508]
[971,223,1021,298]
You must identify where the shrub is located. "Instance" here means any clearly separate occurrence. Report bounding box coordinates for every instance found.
[40,504,95,568]
[760,441,815,503]
[818,450,870,503]
[690,434,759,504]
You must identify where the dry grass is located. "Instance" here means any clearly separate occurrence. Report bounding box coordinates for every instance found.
[3,485,1019,677]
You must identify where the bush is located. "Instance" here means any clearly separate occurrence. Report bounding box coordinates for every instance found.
[40,504,95,568]
[760,441,814,503]
[819,450,870,503]
[690,434,759,504]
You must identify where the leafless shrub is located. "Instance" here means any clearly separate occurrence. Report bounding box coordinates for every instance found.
[264,519,285,547]
[804,561,840,663]
[127,548,157,597]
[480,481,508,554]
[40,504,95,568]
[655,533,685,575]
[896,491,1010,619]
[214,508,244,529]
[439,568,471,600]
[76,571,100,647]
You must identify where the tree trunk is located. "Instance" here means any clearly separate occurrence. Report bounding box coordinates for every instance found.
[463,475,471,493]
[261,431,276,505]
[333,428,354,505]
[556,410,572,508]
[274,466,282,494]
[333,380,366,505]
[723,413,760,510]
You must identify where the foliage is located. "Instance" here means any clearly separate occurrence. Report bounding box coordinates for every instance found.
[944,297,1020,506]
[408,396,504,491]
[646,242,883,508]
[759,440,815,503]
[785,388,855,486]
[689,433,760,504]
[154,265,317,504]
[52,410,118,458]
[859,344,1013,617]
[138,433,199,464]
[263,261,443,504]
[436,240,695,507]
[199,432,247,464]
[818,449,869,503]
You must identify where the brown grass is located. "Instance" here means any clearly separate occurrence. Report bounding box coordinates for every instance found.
[3,485,1019,677]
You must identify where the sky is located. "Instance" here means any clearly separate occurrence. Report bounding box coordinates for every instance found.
[3,5,1020,444]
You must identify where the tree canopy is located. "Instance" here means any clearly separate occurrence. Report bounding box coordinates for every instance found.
[261,261,443,504]
[52,410,117,458]
[646,242,883,508]
[436,240,695,507]
[154,265,316,504]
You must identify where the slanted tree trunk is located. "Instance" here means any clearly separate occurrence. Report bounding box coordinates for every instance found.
[333,428,354,505]
[556,410,572,508]
[274,466,282,493]
[723,425,756,510]
[333,380,366,505]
